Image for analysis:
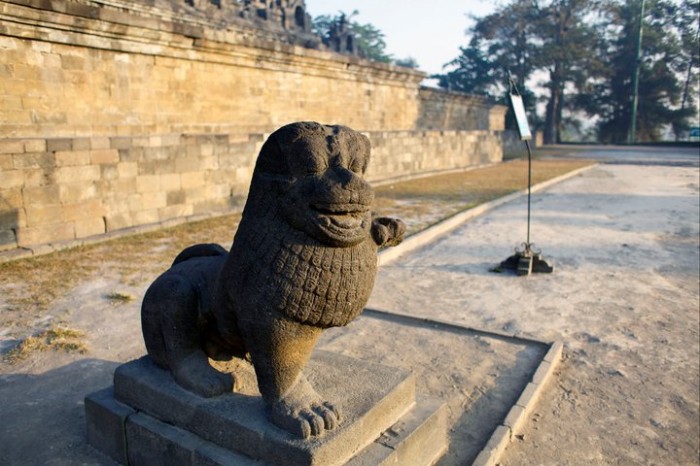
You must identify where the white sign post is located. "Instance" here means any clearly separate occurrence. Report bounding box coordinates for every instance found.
[494,81,554,276]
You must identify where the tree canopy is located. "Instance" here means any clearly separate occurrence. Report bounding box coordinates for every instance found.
[436,0,700,143]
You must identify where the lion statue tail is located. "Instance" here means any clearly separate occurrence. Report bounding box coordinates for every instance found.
[171,243,228,267]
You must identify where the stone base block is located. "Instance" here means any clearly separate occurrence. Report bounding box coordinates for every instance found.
[86,351,447,466]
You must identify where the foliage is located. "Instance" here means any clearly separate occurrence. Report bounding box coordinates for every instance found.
[438,0,700,143]
[312,11,393,63]
[394,56,420,69]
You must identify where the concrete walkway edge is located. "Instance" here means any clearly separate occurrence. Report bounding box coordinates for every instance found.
[360,309,564,466]
[378,164,598,267]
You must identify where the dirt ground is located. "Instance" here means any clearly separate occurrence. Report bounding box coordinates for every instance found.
[0,156,698,465]
[369,163,700,465]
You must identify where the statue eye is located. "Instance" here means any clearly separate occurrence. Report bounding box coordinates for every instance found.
[305,157,327,175]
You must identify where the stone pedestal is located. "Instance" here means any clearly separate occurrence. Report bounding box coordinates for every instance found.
[86,351,447,465]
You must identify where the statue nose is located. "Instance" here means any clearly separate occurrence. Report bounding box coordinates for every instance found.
[333,166,369,191]
[328,167,373,205]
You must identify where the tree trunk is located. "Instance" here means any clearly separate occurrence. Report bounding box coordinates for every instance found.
[543,68,563,145]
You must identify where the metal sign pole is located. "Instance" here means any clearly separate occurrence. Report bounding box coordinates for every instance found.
[494,75,554,276]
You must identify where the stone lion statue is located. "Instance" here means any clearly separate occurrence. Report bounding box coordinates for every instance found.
[141,122,405,438]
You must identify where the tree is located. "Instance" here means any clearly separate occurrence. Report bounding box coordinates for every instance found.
[440,0,699,143]
[434,0,542,127]
[673,0,700,139]
[436,0,540,96]
[533,0,606,144]
[312,11,393,63]
[394,56,420,69]
[590,0,693,142]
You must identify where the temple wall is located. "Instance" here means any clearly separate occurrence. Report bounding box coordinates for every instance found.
[0,0,506,254]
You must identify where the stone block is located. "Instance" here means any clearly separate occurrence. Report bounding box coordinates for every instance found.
[0,208,21,230]
[132,209,160,226]
[158,204,193,222]
[105,213,133,232]
[160,173,181,191]
[116,161,138,179]
[113,352,417,466]
[72,138,91,151]
[175,157,201,173]
[0,140,24,154]
[136,175,161,193]
[1,186,23,208]
[502,405,526,436]
[85,387,135,466]
[23,139,47,153]
[17,221,74,246]
[22,168,51,188]
[46,138,72,152]
[74,217,105,238]
[0,228,18,251]
[100,163,119,180]
[55,150,90,167]
[90,137,111,150]
[346,397,447,466]
[140,191,167,210]
[25,203,63,226]
[12,152,55,169]
[515,382,541,411]
[53,165,100,183]
[110,137,132,150]
[0,170,24,189]
[543,340,564,364]
[58,182,97,204]
[62,199,105,222]
[22,184,60,206]
[181,171,205,189]
[167,190,186,206]
[90,149,119,164]
[0,154,12,170]
[532,361,552,385]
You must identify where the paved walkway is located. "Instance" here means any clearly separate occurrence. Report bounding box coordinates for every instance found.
[369,163,700,465]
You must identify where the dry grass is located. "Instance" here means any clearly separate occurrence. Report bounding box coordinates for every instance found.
[103,292,134,303]
[0,159,592,349]
[374,159,593,234]
[5,326,88,364]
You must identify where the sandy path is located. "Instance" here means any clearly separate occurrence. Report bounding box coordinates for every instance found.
[369,164,700,465]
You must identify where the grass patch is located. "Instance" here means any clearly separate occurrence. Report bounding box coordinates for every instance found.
[103,292,134,303]
[5,326,88,364]
[374,159,593,234]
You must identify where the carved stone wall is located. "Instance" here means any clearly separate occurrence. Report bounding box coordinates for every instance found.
[0,0,506,255]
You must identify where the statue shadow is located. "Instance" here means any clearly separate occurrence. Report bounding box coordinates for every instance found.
[0,358,121,465]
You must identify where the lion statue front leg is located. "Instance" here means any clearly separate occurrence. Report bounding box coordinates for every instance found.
[238,312,340,438]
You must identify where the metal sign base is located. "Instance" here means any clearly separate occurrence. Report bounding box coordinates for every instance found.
[494,243,554,276]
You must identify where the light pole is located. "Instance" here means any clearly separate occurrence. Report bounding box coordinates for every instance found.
[629,0,646,143]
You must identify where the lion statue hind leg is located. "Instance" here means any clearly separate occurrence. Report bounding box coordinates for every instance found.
[141,258,235,398]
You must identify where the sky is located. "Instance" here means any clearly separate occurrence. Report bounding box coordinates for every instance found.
[304,1,497,76]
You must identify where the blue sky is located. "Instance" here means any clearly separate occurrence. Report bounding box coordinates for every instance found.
[304,1,496,76]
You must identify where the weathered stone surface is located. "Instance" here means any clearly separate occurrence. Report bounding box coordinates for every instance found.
[140,123,407,439]
[85,387,135,465]
[0,0,505,255]
[113,351,416,465]
[125,413,261,466]
[346,397,447,466]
